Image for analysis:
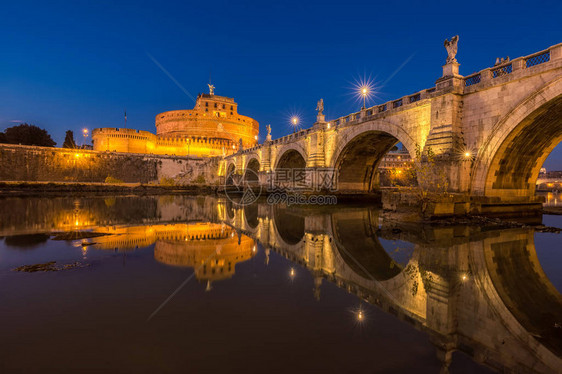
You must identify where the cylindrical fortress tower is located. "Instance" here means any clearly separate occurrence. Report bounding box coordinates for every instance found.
[92,87,258,157]
[155,93,259,149]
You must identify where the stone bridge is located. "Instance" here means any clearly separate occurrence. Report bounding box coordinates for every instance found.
[220,202,562,373]
[222,42,562,214]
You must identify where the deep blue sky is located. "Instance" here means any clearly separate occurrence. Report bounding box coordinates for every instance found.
[1,0,561,168]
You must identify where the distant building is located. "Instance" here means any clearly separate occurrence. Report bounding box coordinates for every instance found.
[92,87,258,157]
[379,150,413,170]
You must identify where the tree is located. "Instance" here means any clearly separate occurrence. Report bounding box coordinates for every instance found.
[3,123,56,147]
[62,130,77,148]
[0,132,6,144]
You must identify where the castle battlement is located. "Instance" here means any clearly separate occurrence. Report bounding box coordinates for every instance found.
[92,87,258,157]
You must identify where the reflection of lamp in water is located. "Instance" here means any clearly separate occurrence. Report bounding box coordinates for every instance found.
[290,267,296,278]
[264,248,270,265]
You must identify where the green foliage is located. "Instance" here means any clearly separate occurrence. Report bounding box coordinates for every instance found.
[193,174,206,184]
[63,130,77,148]
[159,177,176,186]
[412,144,449,198]
[2,123,56,147]
[105,176,124,184]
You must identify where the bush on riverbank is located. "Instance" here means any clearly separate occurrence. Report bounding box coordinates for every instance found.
[105,176,124,184]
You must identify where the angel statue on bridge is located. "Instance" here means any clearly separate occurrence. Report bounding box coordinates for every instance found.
[444,35,459,63]
[316,98,324,115]
[265,124,272,141]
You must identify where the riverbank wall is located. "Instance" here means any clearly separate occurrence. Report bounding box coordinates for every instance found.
[0,144,220,185]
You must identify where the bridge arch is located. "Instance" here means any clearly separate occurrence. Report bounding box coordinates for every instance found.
[330,121,417,192]
[274,146,307,171]
[272,205,305,246]
[330,209,404,281]
[244,157,260,182]
[471,76,562,197]
[243,204,259,229]
[225,162,236,185]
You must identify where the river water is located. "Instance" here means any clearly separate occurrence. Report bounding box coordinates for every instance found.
[0,196,560,373]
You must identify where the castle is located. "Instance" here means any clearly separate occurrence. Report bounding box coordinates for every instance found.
[92,86,259,157]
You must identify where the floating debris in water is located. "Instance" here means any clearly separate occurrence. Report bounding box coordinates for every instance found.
[51,232,109,241]
[13,261,89,272]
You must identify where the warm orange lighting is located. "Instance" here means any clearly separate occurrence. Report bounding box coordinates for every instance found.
[357,310,364,321]
[464,151,471,158]
[290,268,295,278]
[291,116,299,126]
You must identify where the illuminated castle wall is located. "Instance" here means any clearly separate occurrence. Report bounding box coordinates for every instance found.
[90,222,256,282]
[92,89,259,157]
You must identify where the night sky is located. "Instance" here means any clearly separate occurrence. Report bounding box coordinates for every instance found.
[1,0,561,168]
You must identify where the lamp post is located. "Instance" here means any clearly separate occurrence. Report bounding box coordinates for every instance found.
[82,128,89,148]
[361,86,368,109]
[291,116,299,133]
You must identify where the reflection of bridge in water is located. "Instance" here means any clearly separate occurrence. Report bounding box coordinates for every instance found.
[1,195,561,372]
[222,201,562,373]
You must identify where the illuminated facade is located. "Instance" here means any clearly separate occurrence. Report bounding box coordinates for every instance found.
[90,222,256,282]
[92,87,259,157]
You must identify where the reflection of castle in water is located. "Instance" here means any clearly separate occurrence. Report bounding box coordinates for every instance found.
[2,196,561,373]
[224,203,562,374]
[90,222,255,282]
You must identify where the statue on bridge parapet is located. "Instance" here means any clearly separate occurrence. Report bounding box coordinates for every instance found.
[444,35,459,63]
[316,98,326,123]
[441,35,461,79]
[316,98,324,115]
[265,124,272,142]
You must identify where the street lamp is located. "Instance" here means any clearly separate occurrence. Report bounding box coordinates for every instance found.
[360,86,368,109]
[82,128,89,147]
[291,116,299,133]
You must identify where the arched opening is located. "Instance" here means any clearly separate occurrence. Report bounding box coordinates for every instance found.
[484,94,562,198]
[244,158,260,183]
[484,233,562,356]
[276,149,306,170]
[243,203,259,229]
[334,131,408,192]
[331,208,402,281]
[273,205,305,245]
[226,163,236,185]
